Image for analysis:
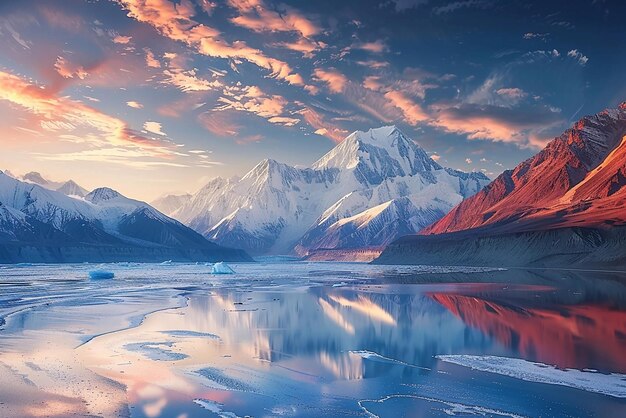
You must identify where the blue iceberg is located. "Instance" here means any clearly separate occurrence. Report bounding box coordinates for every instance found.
[211,262,235,275]
[89,270,115,280]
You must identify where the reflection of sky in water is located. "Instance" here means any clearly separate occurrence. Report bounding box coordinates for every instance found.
[1,263,626,417]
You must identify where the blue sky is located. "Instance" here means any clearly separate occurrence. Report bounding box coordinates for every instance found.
[0,0,624,200]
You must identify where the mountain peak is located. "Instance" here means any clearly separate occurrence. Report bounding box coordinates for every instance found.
[312,125,441,183]
[57,180,88,197]
[22,171,49,185]
[86,187,122,203]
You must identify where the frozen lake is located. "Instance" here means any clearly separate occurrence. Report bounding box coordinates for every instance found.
[1,261,626,417]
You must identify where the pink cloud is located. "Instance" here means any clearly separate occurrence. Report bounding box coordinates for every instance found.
[117,0,304,85]
[384,90,429,125]
[299,107,348,143]
[198,111,241,136]
[313,68,348,94]
[355,40,388,53]
[144,48,161,68]
[113,35,132,44]
[54,56,89,80]
[0,70,173,154]
[228,0,320,37]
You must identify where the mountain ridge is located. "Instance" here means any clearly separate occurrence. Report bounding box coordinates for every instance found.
[165,125,490,257]
[375,102,626,267]
[0,172,251,263]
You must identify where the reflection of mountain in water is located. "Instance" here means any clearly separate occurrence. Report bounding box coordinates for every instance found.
[185,288,490,379]
[430,292,626,373]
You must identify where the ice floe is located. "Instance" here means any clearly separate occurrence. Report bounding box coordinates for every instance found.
[436,355,626,398]
[358,394,527,418]
[88,269,114,279]
[124,342,188,361]
[193,399,241,418]
[212,262,235,274]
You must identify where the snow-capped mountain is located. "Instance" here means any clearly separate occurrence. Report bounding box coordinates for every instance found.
[376,102,626,268]
[168,126,490,257]
[17,171,89,197]
[0,171,250,263]
[151,193,192,215]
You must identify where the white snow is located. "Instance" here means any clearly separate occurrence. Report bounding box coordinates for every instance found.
[436,355,626,398]
[169,126,489,254]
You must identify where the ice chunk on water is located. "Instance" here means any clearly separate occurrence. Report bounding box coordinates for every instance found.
[88,270,115,280]
[436,355,626,398]
[211,262,235,275]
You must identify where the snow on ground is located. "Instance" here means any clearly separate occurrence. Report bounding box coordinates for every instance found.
[436,355,626,398]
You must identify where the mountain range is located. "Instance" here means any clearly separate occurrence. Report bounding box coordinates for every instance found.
[0,172,250,263]
[155,126,490,259]
[376,102,626,268]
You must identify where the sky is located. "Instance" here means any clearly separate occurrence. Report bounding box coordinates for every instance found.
[0,0,625,201]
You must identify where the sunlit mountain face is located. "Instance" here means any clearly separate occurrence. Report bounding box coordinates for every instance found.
[0,0,625,201]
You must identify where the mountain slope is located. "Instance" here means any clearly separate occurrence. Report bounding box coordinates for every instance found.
[171,126,489,256]
[375,102,626,267]
[0,172,251,263]
[151,193,192,216]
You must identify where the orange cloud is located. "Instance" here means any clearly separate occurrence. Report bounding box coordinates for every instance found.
[198,112,241,136]
[117,0,304,85]
[0,70,171,152]
[299,107,348,143]
[384,90,429,125]
[228,0,321,37]
[127,101,143,109]
[54,56,88,80]
[144,48,161,68]
[313,68,348,94]
[355,40,388,53]
[430,103,564,148]
[113,35,132,44]
[217,85,287,119]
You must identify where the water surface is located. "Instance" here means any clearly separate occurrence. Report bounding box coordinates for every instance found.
[1,262,625,417]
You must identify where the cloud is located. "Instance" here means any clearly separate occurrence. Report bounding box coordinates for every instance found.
[356,60,390,69]
[313,68,348,94]
[144,48,161,68]
[384,90,429,125]
[390,0,429,11]
[275,38,325,58]
[36,147,216,169]
[567,49,589,65]
[496,88,527,99]
[267,116,300,126]
[116,0,304,85]
[432,0,491,15]
[298,107,348,143]
[228,0,321,37]
[54,56,88,80]
[126,101,143,109]
[430,103,564,148]
[113,35,132,44]
[143,121,166,136]
[431,154,441,161]
[198,111,241,136]
[0,70,170,152]
[523,32,549,41]
[163,68,222,92]
[465,158,472,164]
[354,40,388,54]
